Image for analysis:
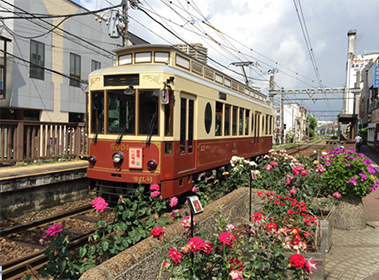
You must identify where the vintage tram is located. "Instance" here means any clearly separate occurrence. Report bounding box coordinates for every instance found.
[87,44,274,199]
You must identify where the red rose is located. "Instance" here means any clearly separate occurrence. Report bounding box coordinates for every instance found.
[265,222,277,233]
[301,170,308,176]
[202,241,214,254]
[151,226,164,239]
[168,248,183,264]
[290,254,306,268]
[219,232,235,247]
[188,237,205,252]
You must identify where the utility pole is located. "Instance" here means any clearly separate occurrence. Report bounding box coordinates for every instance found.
[281,88,284,144]
[121,0,129,47]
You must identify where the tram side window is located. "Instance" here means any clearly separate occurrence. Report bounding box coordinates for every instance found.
[257,114,260,143]
[224,105,230,136]
[266,115,269,134]
[270,116,273,134]
[232,106,238,135]
[215,102,223,136]
[262,115,265,136]
[107,91,135,134]
[139,90,159,135]
[164,98,173,136]
[91,92,104,134]
[239,108,244,135]
[251,112,254,136]
[188,100,194,153]
[180,98,187,154]
[245,109,250,135]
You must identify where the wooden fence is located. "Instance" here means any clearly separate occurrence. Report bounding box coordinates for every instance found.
[0,120,88,164]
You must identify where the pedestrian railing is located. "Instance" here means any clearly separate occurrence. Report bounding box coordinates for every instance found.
[0,120,88,164]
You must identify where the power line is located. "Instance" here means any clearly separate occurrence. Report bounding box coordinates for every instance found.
[0,4,122,19]
[1,0,115,59]
[0,49,88,85]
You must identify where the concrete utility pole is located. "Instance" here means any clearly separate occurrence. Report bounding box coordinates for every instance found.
[121,0,128,47]
[281,88,284,144]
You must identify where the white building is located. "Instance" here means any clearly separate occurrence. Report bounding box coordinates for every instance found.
[344,30,378,115]
[283,103,300,142]
[0,0,148,122]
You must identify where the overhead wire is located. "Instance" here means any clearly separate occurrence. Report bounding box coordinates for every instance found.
[1,0,115,59]
[0,49,88,85]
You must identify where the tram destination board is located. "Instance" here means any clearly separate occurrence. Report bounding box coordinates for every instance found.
[104,74,139,87]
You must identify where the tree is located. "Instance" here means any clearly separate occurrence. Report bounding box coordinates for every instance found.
[306,114,317,139]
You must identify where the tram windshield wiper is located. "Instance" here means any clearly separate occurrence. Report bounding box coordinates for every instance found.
[116,124,128,145]
[146,113,157,146]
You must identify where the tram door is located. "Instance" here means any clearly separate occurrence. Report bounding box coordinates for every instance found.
[178,95,196,173]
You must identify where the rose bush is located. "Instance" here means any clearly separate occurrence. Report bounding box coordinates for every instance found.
[160,203,317,280]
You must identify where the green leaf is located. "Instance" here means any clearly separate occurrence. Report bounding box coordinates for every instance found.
[102,240,109,251]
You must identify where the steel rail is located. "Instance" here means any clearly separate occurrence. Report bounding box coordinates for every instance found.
[0,204,93,236]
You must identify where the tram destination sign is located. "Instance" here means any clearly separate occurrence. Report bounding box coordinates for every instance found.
[104,74,139,87]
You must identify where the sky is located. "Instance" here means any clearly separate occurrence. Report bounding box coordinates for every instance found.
[75,0,379,121]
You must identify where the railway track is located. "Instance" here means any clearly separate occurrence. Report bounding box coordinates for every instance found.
[281,141,327,158]
[1,205,96,280]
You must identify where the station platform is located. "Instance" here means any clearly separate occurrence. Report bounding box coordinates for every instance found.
[0,160,88,181]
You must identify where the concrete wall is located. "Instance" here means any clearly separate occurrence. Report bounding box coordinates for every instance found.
[0,166,88,220]
[79,187,266,280]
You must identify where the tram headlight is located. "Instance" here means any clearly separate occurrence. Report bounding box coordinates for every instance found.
[112,152,124,163]
[147,160,157,171]
[88,156,96,165]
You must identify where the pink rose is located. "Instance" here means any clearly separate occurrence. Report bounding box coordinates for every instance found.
[270,161,279,167]
[286,178,292,186]
[169,197,178,207]
[91,197,108,213]
[301,170,308,176]
[192,186,198,193]
[150,184,160,191]
[42,224,63,239]
[151,191,160,198]
[290,188,297,194]
[266,164,273,171]
[332,192,342,198]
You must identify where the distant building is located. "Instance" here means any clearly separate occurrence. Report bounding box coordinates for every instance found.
[174,43,208,64]
[0,0,148,122]
[359,56,379,150]
[340,30,379,138]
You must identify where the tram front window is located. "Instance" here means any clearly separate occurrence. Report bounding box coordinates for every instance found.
[107,90,135,134]
[139,90,159,135]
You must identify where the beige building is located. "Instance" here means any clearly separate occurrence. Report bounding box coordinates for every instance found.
[174,43,208,64]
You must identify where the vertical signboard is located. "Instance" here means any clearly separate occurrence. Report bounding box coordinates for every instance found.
[129,148,142,169]
[374,66,379,88]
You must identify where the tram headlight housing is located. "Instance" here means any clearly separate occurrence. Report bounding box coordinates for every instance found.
[88,156,96,165]
[147,160,157,171]
[112,152,124,163]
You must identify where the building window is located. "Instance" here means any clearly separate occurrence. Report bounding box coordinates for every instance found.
[70,53,81,87]
[91,60,101,72]
[30,40,44,80]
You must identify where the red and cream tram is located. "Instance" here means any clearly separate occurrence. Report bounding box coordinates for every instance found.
[87,44,274,199]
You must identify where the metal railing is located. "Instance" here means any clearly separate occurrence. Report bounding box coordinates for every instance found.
[0,120,88,164]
